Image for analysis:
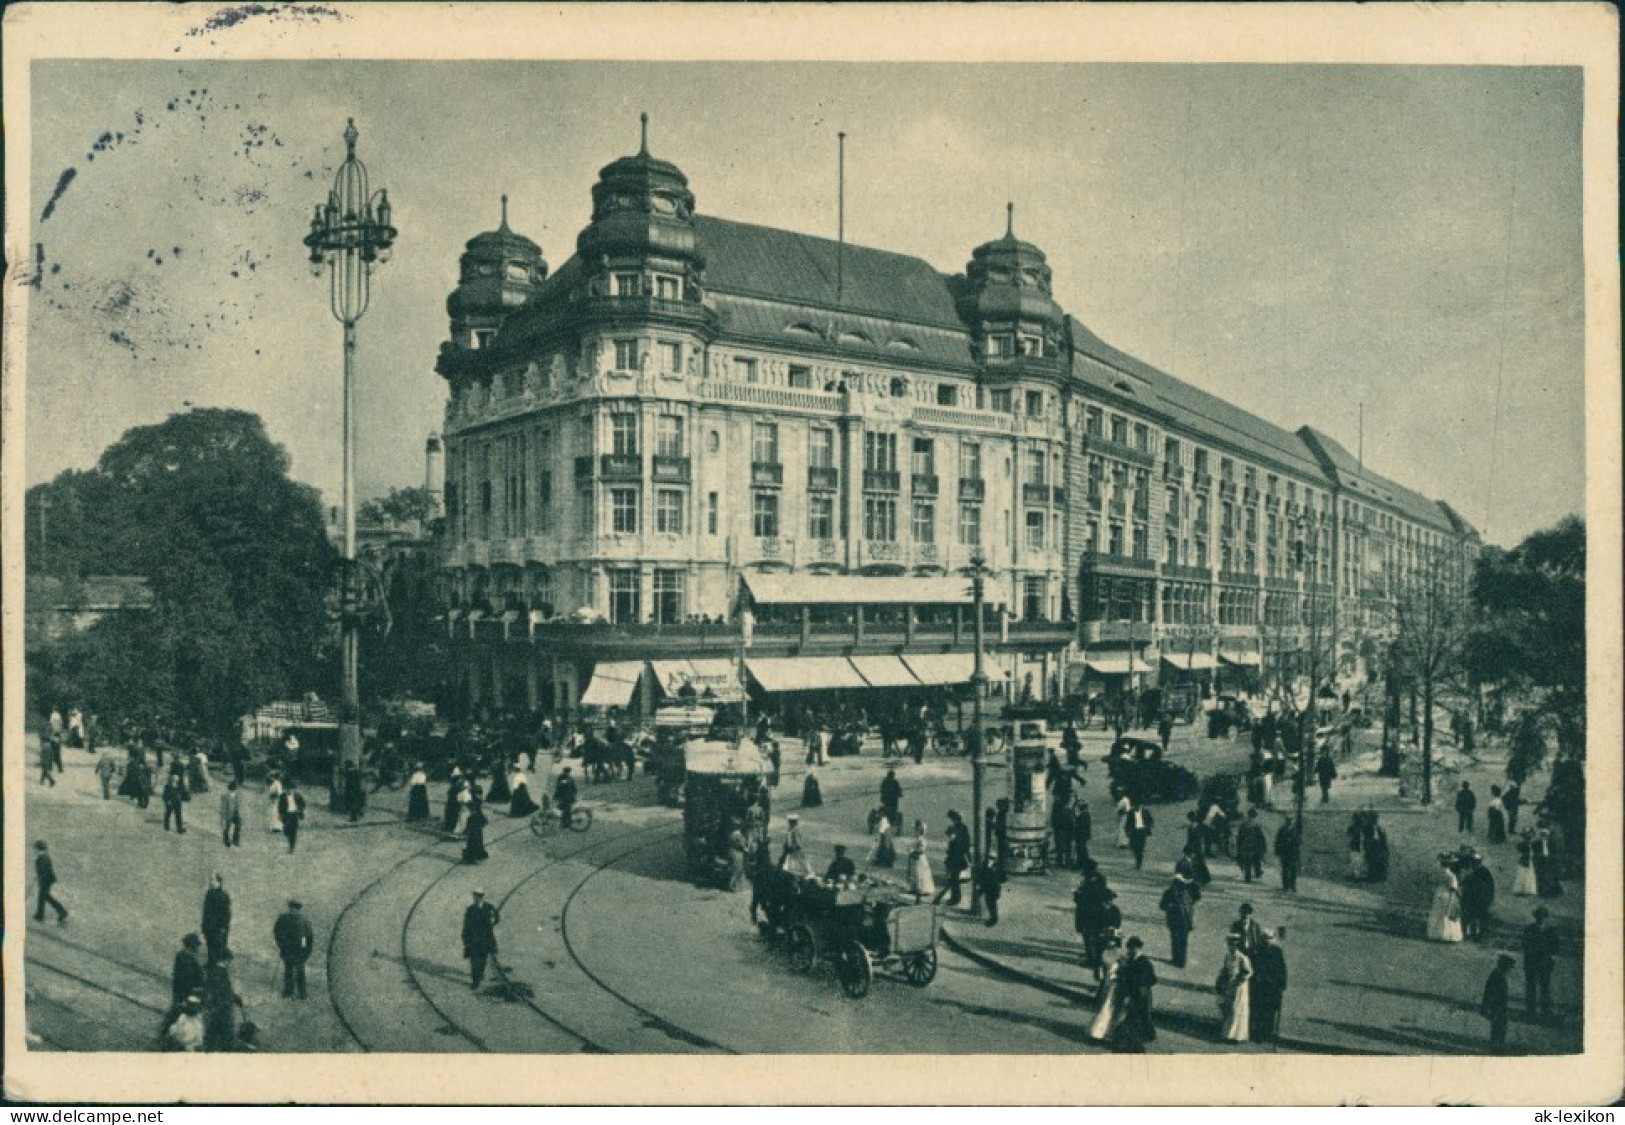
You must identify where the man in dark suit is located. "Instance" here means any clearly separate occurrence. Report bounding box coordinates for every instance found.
[1455,781,1478,833]
[278,780,306,853]
[1228,902,1263,959]
[1274,815,1303,892]
[1125,801,1154,871]
[1521,906,1559,1020]
[1236,809,1267,883]
[935,810,971,906]
[201,874,232,965]
[462,889,501,991]
[1158,873,1197,969]
[272,900,314,999]
[1250,928,1288,1042]
[1481,953,1515,1052]
[33,841,68,923]
[823,844,856,882]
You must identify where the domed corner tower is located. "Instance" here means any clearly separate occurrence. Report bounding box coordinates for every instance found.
[441,194,547,365]
[959,202,1067,379]
[574,113,710,309]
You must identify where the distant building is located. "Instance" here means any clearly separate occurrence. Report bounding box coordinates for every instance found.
[429,126,1478,715]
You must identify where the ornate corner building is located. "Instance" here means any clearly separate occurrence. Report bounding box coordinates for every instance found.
[431,125,1480,715]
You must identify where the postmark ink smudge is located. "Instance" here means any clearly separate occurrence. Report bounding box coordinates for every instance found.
[39,168,78,222]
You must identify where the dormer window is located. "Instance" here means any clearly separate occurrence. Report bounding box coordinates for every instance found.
[654,274,680,300]
[1018,334,1044,357]
[613,272,641,297]
[889,377,908,398]
[505,262,531,282]
[985,334,1014,359]
[471,329,495,350]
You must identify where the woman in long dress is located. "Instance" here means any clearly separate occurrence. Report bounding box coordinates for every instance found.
[907,821,935,901]
[1114,793,1133,849]
[266,774,284,833]
[509,764,539,817]
[1486,788,1508,844]
[188,750,210,795]
[1425,860,1465,942]
[442,773,465,834]
[405,764,431,822]
[1088,942,1123,1042]
[1512,833,1539,896]
[1217,935,1253,1042]
[462,799,489,863]
[869,814,896,868]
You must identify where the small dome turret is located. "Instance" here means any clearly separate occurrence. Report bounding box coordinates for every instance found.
[963,202,1063,330]
[576,114,706,289]
[446,194,546,327]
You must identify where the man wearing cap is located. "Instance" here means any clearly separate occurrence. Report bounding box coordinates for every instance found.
[935,810,971,906]
[554,767,578,829]
[462,889,501,991]
[1481,952,1516,1052]
[272,900,314,999]
[1521,906,1559,1021]
[160,933,206,1039]
[1249,928,1288,1043]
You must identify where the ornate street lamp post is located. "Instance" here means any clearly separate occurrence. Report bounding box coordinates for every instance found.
[968,549,992,914]
[304,118,397,775]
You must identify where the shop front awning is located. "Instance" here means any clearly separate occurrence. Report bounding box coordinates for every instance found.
[1163,653,1218,671]
[650,658,746,703]
[900,652,1007,686]
[1084,656,1155,675]
[578,661,645,708]
[746,656,870,693]
[1219,651,1263,667]
[849,655,922,689]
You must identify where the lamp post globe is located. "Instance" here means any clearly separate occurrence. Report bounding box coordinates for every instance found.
[303,118,397,778]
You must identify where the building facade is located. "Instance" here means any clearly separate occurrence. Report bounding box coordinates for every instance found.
[432,128,1478,715]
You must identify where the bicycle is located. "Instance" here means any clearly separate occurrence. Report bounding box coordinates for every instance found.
[530,795,593,837]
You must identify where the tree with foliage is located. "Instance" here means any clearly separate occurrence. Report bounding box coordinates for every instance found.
[1388,545,1473,805]
[359,486,438,528]
[24,409,336,735]
[1463,517,1586,861]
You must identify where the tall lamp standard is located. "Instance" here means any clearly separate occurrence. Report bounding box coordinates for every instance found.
[303,118,397,774]
[968,549,991,906]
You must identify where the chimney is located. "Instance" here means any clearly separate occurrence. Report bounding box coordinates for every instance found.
[424,432,445,518]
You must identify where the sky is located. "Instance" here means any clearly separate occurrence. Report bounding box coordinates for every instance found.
[23,60,1584,547]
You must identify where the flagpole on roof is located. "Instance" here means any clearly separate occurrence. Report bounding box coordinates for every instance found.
[836,131,846,304]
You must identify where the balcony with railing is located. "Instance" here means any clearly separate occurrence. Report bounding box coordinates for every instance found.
[1108,498,1126,518]
[652,455,691,483]
[751,461,784,487]
[807,466,840,492]
[1080,548,1157,574]
[1163,563,1212,582]
[1163,463,1185,483]
[1243,487,1260,506]
[576,292,717,331]
[1082,619,1155,644]
[1080,434,1155,468]
[1265,493,1281,512]
[1131,499,1149,521]
[751,535,796,564]
[808,537,845,564]
[1219,480,1238,500]
[859,539,904,566]
[1022,482,1052,506]
[601,453,642,481]
[911,473,939,498]
[863,469,901,493]
[958,477,985,502]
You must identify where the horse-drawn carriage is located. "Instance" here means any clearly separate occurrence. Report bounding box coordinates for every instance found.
[755,870,939,998]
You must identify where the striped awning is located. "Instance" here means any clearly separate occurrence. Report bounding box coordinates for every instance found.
[849,655,921,689]
[1163,653,1218,671]
[578,661,644,708]
[1084,656,1155,675]
[746,656,869,693]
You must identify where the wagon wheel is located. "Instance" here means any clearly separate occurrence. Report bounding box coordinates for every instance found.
[903,947,938,987]
[787,926,819,974]
[837,941,873,999]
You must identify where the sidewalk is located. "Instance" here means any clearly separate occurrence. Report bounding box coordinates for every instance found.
[935,726,1585,1056]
